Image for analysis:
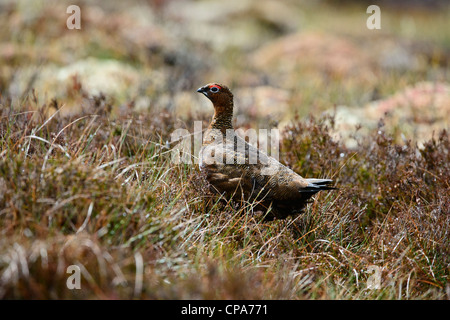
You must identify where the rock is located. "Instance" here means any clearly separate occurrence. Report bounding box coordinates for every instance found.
[251,31,376,83]
[54,58,142,97]
[327,81,450,148]
[378,43,420,71]
[9,58,142,101]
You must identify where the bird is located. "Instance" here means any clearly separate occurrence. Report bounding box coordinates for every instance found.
[197,83,335,220]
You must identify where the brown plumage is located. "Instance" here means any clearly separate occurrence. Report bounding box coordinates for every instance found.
[197,83,335,220]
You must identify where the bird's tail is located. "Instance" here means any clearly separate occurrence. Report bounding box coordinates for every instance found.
[302,178,336,192]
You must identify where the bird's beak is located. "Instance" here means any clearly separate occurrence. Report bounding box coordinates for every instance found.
[197,86,208,96]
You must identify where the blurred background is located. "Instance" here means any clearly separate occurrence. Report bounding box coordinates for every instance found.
[0,0,449,146]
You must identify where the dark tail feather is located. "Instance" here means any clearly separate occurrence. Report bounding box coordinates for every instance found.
[301,178,337,192]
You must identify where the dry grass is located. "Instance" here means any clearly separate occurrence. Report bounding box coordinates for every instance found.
[0,94,448,299]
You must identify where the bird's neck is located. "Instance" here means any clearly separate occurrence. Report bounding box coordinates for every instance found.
[209,101,234,134]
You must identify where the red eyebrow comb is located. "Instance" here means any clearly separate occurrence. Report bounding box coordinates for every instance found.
[209,84,221,90]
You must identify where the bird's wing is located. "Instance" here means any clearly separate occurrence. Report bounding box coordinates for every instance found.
[200,135,334,201]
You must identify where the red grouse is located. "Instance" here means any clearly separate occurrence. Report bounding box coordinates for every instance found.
[197,83,335,220]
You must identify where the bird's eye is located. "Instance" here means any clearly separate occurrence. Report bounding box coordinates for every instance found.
[210,86,219,93]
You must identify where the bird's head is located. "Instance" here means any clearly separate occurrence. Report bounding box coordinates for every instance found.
[197,83,233,109]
